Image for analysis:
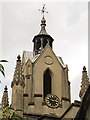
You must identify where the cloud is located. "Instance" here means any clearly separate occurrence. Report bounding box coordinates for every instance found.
[64,2,87,27]
[0,2,88,104]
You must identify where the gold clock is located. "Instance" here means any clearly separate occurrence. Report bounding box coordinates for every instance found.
[45,94,60,108]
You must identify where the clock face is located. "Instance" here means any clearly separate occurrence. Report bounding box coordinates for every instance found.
[45,94,60,108]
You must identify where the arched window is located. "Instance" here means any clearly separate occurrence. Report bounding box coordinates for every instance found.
[43,68,52,100]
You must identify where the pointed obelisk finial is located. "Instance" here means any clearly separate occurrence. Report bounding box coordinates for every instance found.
[79,66,89,101]
[4,86,8,92]
[11,54,25,88]
[83,66,86,72]
[2,86,9,109]
[17,54,21,62]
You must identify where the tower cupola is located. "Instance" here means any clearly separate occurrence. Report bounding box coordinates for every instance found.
[33,5,54,55]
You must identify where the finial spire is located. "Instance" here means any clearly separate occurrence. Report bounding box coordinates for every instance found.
[11,55,25,88]
[79,66,89,101]
[2,86,9,109]
[83,66,86,72]
[17,55,21,62]
[4,86,8,92]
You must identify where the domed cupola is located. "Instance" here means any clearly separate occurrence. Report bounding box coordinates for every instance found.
[33,16,54,55]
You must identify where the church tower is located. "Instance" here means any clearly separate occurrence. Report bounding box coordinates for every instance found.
[11,5,81,119]
[21,7,71,117]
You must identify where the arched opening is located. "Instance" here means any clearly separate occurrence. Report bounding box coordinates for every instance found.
[43,69,52,100]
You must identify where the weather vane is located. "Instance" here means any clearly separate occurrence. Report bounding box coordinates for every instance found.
[39,4,48,17]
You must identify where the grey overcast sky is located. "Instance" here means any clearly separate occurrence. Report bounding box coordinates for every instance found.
[0,0,89,104]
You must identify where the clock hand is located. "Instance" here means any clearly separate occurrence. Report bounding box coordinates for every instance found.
[49,99,58,102]
[49,99,55,102]
[54,100,58,102]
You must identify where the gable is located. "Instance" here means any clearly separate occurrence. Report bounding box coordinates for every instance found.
[34,44,66,69]
[33,44,67,99]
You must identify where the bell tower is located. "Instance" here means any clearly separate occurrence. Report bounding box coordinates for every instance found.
[33,5,54,55]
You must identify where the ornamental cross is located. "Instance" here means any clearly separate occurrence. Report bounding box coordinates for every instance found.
[39,4,48,17]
